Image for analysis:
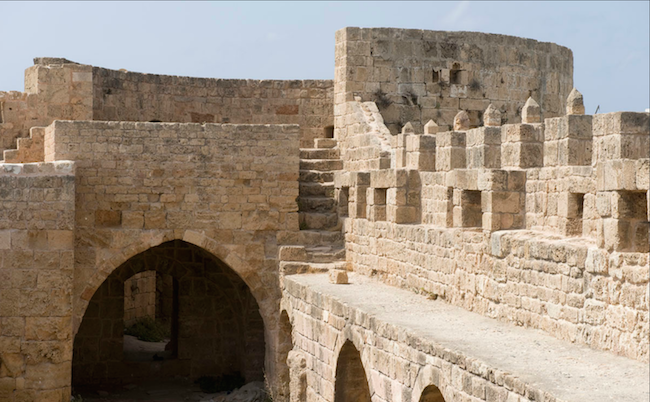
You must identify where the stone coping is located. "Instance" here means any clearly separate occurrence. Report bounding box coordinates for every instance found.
[0,160,75,175]
[285,273,649,402]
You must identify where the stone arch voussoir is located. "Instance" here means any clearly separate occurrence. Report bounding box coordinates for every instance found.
[74,229,272,334]
[412,365,450,402]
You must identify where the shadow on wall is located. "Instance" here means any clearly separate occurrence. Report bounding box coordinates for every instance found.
[334,340,371,402]
[72,240,265,388]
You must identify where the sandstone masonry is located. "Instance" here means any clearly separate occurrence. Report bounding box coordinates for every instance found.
[0,27,648,402]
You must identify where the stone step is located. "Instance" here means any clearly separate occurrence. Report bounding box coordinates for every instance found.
[2,149,18,161]
[280,260,347,276]
[299,182,334,198]
[279,245,346,263]
[300,212,339,231]
[300,148,340,160]
[299,170,334,184]
[277,229,345,246]
[314,138,337,149]
[16,137,33,149]
[299,159,343,171]
[297,197,336,213]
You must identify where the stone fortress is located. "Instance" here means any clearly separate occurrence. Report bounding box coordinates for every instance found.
[0,27,648,402]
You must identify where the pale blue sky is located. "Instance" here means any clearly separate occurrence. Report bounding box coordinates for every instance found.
[1,1,648,114]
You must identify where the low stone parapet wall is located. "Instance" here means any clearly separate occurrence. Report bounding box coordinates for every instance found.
[282,273,649,402]
[343,219,649,362]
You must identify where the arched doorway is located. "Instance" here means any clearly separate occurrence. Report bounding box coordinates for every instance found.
[72,240,265,394]
[334,340,371,402]
[419,384,446,402]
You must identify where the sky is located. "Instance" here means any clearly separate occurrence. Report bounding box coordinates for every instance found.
[0,1,648,114]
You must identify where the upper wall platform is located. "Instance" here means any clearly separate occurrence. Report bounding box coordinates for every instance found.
[334,27,573,133]
[90,65,333,147]
[0,58,334,151]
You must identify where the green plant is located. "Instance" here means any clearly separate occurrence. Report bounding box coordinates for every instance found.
[124,316,170,342]
[401,90,418,106]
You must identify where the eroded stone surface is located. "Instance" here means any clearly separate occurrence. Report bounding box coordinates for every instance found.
[0,26,647,402]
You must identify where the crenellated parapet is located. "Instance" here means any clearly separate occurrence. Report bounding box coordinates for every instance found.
[334,88,649,361]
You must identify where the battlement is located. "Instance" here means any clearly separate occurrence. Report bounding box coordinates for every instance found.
[0,27,647,402]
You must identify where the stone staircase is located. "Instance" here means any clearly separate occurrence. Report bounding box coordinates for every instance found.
[1,126,45,163]
[279,137,347,275]
[298,138,342,231]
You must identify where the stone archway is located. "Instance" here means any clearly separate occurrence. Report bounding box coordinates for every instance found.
[72,240,265,390]
[334,340,371,402]
[419,384,446,402]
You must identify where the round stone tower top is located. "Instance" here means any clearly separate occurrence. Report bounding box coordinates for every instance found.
[335,27,573,132]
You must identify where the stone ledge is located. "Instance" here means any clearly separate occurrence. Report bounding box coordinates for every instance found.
[0,160,75,176]
[284,273,649,402]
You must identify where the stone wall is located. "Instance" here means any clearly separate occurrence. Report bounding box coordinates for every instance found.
[344,221,648,361]
[334,108,649,362]
[1,59,332,156]
[335,28,573,134]
[92,67,333,148]
[39,120,299,398]
[282,274,648,402]
[0,161,76,402]
[123,271,157,326]
[0,59,93,154]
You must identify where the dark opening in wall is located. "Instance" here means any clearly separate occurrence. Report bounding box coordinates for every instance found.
[450,63,462,85]
[567,193,585,237]
[72,240,266,391]
[419,384,447,402]
[123,271,178,362]
[617,191,649,252]
[334,341,371,402]
[461,190,482,227]
[324,126,335,139]
[432,70,440,83]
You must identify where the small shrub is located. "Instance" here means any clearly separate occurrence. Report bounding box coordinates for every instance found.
[124,316,170,342]
[373,89,392,109]
[469,78,481,91]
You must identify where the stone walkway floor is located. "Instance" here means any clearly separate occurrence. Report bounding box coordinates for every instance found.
[286,273,649,402]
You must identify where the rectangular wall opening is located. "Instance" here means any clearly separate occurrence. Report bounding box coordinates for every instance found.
[461,190,482,227]
[618,191,649,252]
[324,125,334,139]
[566,192,585,237]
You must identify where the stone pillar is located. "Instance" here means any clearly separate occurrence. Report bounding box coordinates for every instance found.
[348,172,370,219]
[593,112,650,251]
[501,123,544,169]
[287,350,307,402]
[479,170,527,231]
[406,134,436,171]
[435,131,466,171]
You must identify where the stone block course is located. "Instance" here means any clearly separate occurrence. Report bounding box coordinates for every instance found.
[0,26,648,402]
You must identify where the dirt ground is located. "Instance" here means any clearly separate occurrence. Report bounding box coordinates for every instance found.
[73,377,267,402]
